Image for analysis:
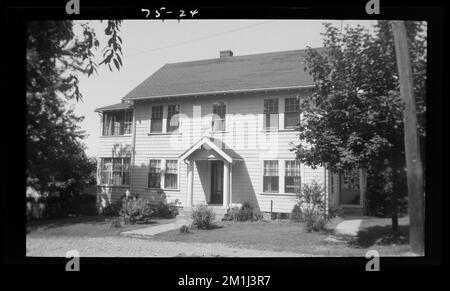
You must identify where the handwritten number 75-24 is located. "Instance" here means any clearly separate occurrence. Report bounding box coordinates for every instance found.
[141,8,199,20]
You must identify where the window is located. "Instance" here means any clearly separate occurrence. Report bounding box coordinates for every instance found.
[164,160,178,189]
[212,102,226,131]
[263,160,279,192]
[263,99,279,130]
[102,110,133,136]
[150,106,163,133]
[148,159,161,188]
[99,158,130,185]
[124,111,133,134]
[167,105,180,132]
[284,97,300,129]
[285,160,301,193]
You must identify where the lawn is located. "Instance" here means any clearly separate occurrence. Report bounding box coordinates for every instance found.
[153,217,411,257]
[27,215,175,238]
[27,215,411,257]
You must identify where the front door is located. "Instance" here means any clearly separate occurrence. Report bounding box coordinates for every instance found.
[210,161,224,204]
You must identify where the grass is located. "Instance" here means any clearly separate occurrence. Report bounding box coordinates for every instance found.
[26,215,175,238]
[26,215,411,257]
[153,217,410,256]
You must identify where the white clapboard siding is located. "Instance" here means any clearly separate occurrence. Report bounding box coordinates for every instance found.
[98,89,326,213]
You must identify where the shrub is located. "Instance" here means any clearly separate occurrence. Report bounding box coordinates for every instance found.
[303,209,326,232]
[179,225,190,234]
[222,202,263,222]
[290,204,303,222]
[153,199,179,218]
[102,199,122,216]
[328,206,345,218]
[190,205,216,229]
[119,198,154,224]
[296,180,327,232]
[110,218,122,228]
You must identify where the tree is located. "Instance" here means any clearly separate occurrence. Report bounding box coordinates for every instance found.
[293,21,426,233]
[26,21,123,200]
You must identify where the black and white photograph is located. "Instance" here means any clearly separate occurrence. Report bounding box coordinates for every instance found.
[4,1,443,272]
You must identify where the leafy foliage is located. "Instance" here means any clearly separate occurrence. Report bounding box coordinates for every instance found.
[26,21,123,203]
[119,197,154,224]
[293,181,327,232]
[222,202,264,222]
[293,21,426,229]
[190,205,216,229]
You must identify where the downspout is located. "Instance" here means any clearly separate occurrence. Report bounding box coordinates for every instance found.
[130,101,137,194]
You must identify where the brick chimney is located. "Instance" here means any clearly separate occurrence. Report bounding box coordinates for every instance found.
[220,50,233,58]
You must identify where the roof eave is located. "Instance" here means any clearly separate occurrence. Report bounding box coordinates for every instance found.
[123,84,315,101]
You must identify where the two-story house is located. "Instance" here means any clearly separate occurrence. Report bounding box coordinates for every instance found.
[95,49,367,216]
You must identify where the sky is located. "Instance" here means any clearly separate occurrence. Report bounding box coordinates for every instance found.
[72,19,377,157]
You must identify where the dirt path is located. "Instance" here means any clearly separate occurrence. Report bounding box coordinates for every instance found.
[26,236,312,257]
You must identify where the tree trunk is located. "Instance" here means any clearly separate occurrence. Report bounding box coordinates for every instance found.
[391,168,400,235]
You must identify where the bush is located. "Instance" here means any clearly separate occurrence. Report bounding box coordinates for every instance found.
[296,180,327,232]
[328,206,345,218]
[102,199,122,216]
[153,199,179,218]
[119,198,154,224]
[303,209,326,232]
[190,205,216,229]
[222,202,264,222]
[179,225,190,234]
[290,204,303,222]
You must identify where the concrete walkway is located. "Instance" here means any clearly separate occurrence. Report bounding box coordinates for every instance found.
[121,216,191,237]
[334,219,362,236]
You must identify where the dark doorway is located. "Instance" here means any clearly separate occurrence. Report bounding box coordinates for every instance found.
[210,160,224,204]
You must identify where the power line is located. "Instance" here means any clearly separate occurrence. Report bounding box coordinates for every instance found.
[123,20,274,58]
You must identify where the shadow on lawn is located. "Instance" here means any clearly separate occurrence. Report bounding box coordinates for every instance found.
[349,225,409,248]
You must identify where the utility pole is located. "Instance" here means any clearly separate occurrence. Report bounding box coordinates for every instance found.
[391,21,425,255]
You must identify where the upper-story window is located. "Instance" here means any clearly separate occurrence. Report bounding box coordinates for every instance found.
[150,106,163,133]
[212,102,226,131]
[284,97,300,129]
[102,110,132,136]
[167,105,180,132]
[263,99,278,130]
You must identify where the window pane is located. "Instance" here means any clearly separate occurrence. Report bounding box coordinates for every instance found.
[263,176,279,192]
[212,119,225,131]
[285,97,300,112]
[166,160,177,174]
[151,119,162,133]
[124,111,132,134]
[165,174,177,189]
[285,112,300,129]
[149,160,161,173]
[148,173,161,188]
[167,105,180,132]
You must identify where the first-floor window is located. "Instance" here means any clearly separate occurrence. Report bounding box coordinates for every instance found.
[285,160,301,193]
[164,160,178,189]
[148,159,161,188]
[100,158,130,185]
[263,160,279,192]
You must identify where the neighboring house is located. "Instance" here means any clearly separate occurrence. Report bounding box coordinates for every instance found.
[95,49,367,215]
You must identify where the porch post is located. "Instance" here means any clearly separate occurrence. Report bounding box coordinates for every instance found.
[187,161,194,207]
[223,161,230,208]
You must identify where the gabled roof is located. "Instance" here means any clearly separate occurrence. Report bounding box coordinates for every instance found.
[122,48,321,101]
[179,136,243,163]
[95,102,132,112]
